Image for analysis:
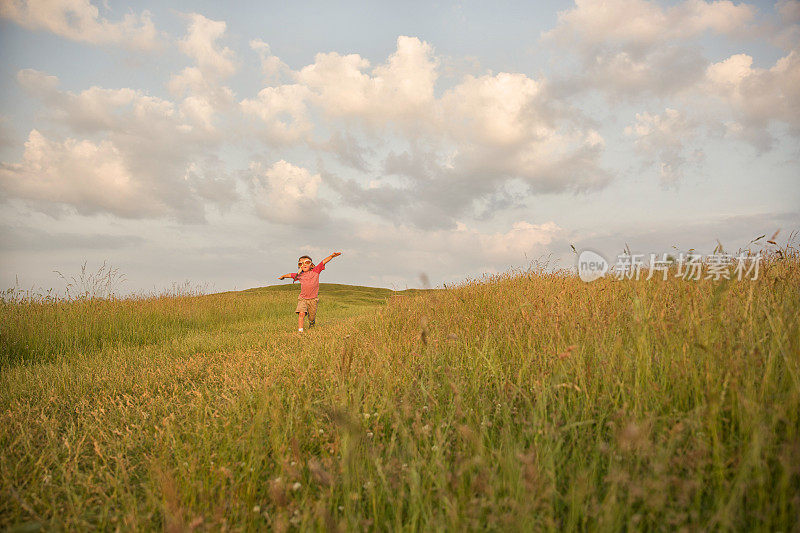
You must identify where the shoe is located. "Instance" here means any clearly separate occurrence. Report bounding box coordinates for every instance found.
[309,320,316,328]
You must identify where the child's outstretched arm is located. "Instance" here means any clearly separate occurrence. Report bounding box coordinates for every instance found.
[278,273,297,280]
[321,252,342,266]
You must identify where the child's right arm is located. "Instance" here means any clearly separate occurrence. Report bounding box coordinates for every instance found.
[278,273,296,280]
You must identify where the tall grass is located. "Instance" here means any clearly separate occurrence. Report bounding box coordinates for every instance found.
[1,282,398,368]
[1,249,798,530]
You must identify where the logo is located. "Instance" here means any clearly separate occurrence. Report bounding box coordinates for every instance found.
[578,249,609,282]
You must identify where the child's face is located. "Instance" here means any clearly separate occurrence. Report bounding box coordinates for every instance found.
[299,259,312,272]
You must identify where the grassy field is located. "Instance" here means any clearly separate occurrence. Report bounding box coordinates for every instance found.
[1,253,799,531]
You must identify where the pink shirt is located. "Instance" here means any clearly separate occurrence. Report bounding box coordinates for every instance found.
[290,261,325,299]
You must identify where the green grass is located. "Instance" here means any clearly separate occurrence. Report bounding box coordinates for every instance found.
[1,258,798,531]
[0,283,408,368]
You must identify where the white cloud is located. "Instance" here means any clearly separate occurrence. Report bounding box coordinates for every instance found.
[706,53,755,89]
[543,0,755,99]
[766,0,800,50]
[240,84,312,144]
[175,13,236,80]
[7,69,237,220]
[16,68,205,139]
[625,108,704,186]
[441,73,541,147]
[352,219,565,266]
[460,220,564,260]
[248,160,326,226]
[17,69,172,133]
[325,117,608,230]
[0,130,165,217]
[544,0,754,50]
[183,160,238,209]
[241,36,440,146]
[543,0,800,153]
[179,95,216,133]
[250,39,290,82]
[168,14,237,133]
[243,38,610,226]
[0,129,238,220]
[0,0,159,50]
[313,131,372,171]
[704,49,800,149]
[435,72,609,195]
[295,35,438,128]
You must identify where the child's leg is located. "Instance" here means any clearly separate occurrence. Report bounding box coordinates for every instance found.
[298,311,305,330]
[308,299,317,326]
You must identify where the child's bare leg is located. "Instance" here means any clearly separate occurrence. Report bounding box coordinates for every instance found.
[298,311,305,331]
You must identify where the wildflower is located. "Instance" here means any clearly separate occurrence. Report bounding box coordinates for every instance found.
[252,505,261,513]
[292,482,302,491]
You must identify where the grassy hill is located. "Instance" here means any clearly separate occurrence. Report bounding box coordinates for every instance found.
[0,283,417,368]
[1,258,799,530]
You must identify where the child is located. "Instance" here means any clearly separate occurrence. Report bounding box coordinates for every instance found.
[279,252,341,332]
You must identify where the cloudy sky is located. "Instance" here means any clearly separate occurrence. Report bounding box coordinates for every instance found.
[1,0,798,294]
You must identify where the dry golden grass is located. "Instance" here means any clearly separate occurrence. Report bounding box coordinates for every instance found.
[1,250,798,530]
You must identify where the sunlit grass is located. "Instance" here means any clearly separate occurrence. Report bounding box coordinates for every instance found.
[1,250,798,530]
[0,282,399,368]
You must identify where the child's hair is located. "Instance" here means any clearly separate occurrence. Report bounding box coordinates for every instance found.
[295,255,314,281]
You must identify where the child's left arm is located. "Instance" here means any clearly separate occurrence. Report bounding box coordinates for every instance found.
[321,252,342,266]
